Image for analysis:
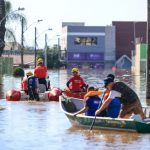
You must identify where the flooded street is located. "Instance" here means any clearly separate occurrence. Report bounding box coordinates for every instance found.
[0,69,150,150]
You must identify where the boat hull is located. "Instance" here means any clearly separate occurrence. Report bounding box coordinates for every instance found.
[135,121,150,133]
[65,112,136,132]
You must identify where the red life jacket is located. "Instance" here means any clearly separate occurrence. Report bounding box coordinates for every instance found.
[34,66,47,78]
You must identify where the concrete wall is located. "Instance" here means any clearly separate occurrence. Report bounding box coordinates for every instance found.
[112,21,147,59]
[0,57,13,75]
[105,26,116,62]
[134,44,141,74]
[2,54,34,65]
[132,43,147,74]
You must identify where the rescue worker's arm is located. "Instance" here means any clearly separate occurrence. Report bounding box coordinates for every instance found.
[95,98,112,115]
[84,91,103,100]
[73,106,88,116]
[66,81,70,88]
[80,77,88,92]
[66,77,73,89]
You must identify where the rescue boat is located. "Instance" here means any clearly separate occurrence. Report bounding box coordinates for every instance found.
[6,85,62,102]
[63,88,86,99]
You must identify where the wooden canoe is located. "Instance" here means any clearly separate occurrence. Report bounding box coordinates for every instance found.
[59,93,150,133]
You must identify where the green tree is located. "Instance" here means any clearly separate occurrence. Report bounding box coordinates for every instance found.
[37,47,66,69]
[0,0,26,57]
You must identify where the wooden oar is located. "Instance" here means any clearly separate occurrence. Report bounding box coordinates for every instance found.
[90,93,105,130]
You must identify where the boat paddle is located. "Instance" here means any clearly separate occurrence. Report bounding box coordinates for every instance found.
[90,92,105,130]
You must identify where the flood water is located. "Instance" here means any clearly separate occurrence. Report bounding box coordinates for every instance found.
[0,69,150,150]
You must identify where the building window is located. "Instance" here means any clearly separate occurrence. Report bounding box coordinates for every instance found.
[74,37,97,46]
[68,52,104,61]
[87,53,104,60]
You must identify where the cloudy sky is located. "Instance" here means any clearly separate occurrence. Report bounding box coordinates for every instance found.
[9,0,147,48]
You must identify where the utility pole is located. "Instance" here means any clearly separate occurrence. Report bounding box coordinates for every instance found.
[58,36,60,59]
[57,35,60,60]
[21,18,24,68]
[44,33,47,68]
[34,27,37,68]
[146,0,150,103]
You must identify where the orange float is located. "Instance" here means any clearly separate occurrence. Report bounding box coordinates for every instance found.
[6,89,21,101]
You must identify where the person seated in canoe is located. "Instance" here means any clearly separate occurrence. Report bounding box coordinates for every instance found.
[66,68,87,92]
[27,71,40,101]
[34,58,49,91]
[95,77,146,120]
[74,86,106,117]
[80,74,121,118]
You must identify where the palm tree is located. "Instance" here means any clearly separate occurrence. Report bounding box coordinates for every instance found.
[0,0,6,57]
[0,0,26,57]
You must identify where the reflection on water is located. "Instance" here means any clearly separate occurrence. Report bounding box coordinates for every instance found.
[67,126,143,149]
[0,69,150,150]
[0,74,2,99]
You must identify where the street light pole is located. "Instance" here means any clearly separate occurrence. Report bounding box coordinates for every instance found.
[57,35,60,50]
[21,19,43,68]
[34,27,37,68]
[35,28,52,67]
[23,19,43,33]
[36,28,52,39]
[57,35,61,59]
[0,7,25,25]
[21,18,24,68]
[44,33,48,67]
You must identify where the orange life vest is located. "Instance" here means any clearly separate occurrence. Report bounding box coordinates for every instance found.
[84,91,103,101]
[21,78,28,91]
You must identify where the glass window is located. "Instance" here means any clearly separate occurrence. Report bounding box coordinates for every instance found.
[74,37,97,46]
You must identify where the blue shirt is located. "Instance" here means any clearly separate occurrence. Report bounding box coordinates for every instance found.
[85,96,102,116]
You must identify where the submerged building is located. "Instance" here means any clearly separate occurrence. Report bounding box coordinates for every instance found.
[60,21,147,70]
[112,21,146,70]
[132,43,147,74]
[60,22,116,69]
[112,21,147,59]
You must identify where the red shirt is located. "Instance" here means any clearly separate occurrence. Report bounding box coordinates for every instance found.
[68,75,85,91]
[34,66,47,78]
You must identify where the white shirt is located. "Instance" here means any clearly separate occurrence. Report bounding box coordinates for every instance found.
[107,90,121,99]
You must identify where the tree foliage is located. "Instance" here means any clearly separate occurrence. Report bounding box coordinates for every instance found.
[13,67,24,77]
[0,0,27,57]
[37,47,66,69]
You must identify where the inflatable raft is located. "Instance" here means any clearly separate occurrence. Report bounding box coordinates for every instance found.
[6,86,62,102]
[63,88,86,99]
